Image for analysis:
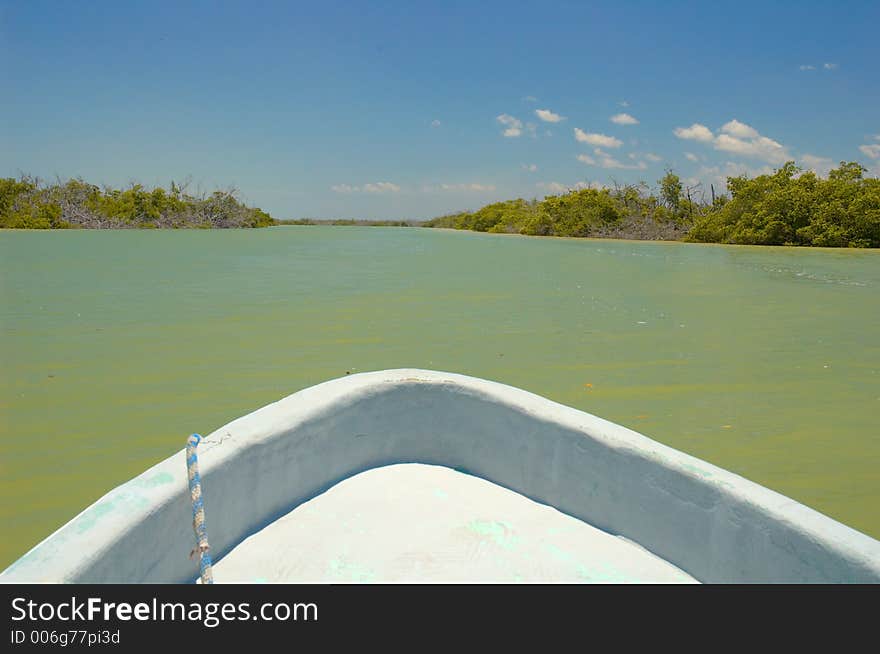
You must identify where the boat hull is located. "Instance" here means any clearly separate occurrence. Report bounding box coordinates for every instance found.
[3,369,879,583]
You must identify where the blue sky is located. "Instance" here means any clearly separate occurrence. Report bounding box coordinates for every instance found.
[2,0,878,220]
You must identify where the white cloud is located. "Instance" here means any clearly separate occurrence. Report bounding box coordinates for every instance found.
[675,120,791,164]
[858,143,880,159]
[496,113,523,137]
[627,152,661,164]
[619,100,629,107]
[537,180,604,194]
[865,136,880,173]
[592,148,647,170]
[583,180,606,189]
[574,128,622,148]
[535,108,565,123]
[536,181,567,194]
[430,119,441,128]
[800,154,835,176]
[685,161,776,191]
[685,152,699,162]
[577,149,656,170]
[799,63,837,71]
[610,113,639,125]
[332,182,400,194]
[714,133,789,164]
[363,182,401,193]
[673,123,714,142]
[576,153,596,165]
[422,183,496,192]
[577,148,648,170]
[439,183,496,192]
[720,119,759,139]
[521,163,538,172]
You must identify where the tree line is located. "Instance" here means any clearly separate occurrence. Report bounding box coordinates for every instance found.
[424,161,880,248]
[278,218,414,226]
[0,176,276,229]
[5,162,878,246]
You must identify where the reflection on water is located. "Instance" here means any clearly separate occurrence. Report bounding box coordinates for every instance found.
[1,227,878,567]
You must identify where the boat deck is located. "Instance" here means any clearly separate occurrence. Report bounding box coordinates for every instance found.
[210,464,697,583]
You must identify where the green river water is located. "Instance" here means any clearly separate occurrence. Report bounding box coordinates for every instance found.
[1,226,878,568]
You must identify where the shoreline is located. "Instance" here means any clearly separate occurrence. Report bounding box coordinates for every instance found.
[4,223,879,252]
[413,226,880,252]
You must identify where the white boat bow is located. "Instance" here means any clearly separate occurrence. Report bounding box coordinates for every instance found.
[2,369,879,583]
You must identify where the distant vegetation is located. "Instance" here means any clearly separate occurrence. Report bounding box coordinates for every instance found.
[278,218,414,227]
[6,162,878,246]
[424,161,880,248]
[686,162,879,247]
[0,176,276,229]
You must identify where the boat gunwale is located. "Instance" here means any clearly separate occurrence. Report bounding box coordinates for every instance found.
[3,368,879,584]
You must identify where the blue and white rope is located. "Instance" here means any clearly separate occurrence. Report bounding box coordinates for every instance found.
[186,433,213,584]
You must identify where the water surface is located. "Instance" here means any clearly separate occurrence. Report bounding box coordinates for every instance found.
[1,226,878,567]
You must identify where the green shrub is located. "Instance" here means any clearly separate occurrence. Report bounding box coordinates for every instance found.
[687,162,879,247]
[0,176,277,229]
